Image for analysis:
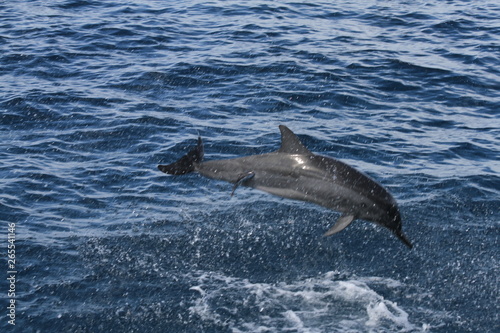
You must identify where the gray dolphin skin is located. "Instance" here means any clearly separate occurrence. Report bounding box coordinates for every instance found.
[158,125,413,249]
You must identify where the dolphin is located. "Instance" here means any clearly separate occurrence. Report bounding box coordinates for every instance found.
[158,125,412,249]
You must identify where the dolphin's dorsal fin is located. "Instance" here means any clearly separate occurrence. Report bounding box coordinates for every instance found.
[278,125,311,154]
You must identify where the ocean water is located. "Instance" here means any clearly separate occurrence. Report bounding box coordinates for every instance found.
[1,0,499,332]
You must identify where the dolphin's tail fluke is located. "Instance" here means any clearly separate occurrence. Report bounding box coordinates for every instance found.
[158,137,204,175]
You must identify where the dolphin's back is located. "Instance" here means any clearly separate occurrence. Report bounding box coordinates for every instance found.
[310,155,396,207]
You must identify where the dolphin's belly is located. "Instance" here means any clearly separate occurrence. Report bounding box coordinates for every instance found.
[252,176,382,218]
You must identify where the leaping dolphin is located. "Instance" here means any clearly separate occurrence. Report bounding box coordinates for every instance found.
[158,125,413,249]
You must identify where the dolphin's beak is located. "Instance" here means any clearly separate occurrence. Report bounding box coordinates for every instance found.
[395,230,413,249]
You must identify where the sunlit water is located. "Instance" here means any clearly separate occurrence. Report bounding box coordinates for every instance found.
[1,1,499,332]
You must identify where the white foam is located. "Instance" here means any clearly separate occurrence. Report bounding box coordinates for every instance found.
[366,300,411,330]
[189,283,220,324]
[186,271,425,332]
[282,310,306,331]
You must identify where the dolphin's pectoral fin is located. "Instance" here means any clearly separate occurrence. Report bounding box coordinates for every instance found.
[323,214,355,237]
[231,172,255,197]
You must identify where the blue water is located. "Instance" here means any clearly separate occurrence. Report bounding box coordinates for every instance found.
[1,0,499,332]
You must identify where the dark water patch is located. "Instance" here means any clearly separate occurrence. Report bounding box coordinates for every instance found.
[375,78,421,92]
[358,14,410,28]
[386,58,451,77]
[431,18,476,33]
[448,142,498,161]
[54,0,104,10]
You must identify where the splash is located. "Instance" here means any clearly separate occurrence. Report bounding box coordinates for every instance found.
[188,271,419,332]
